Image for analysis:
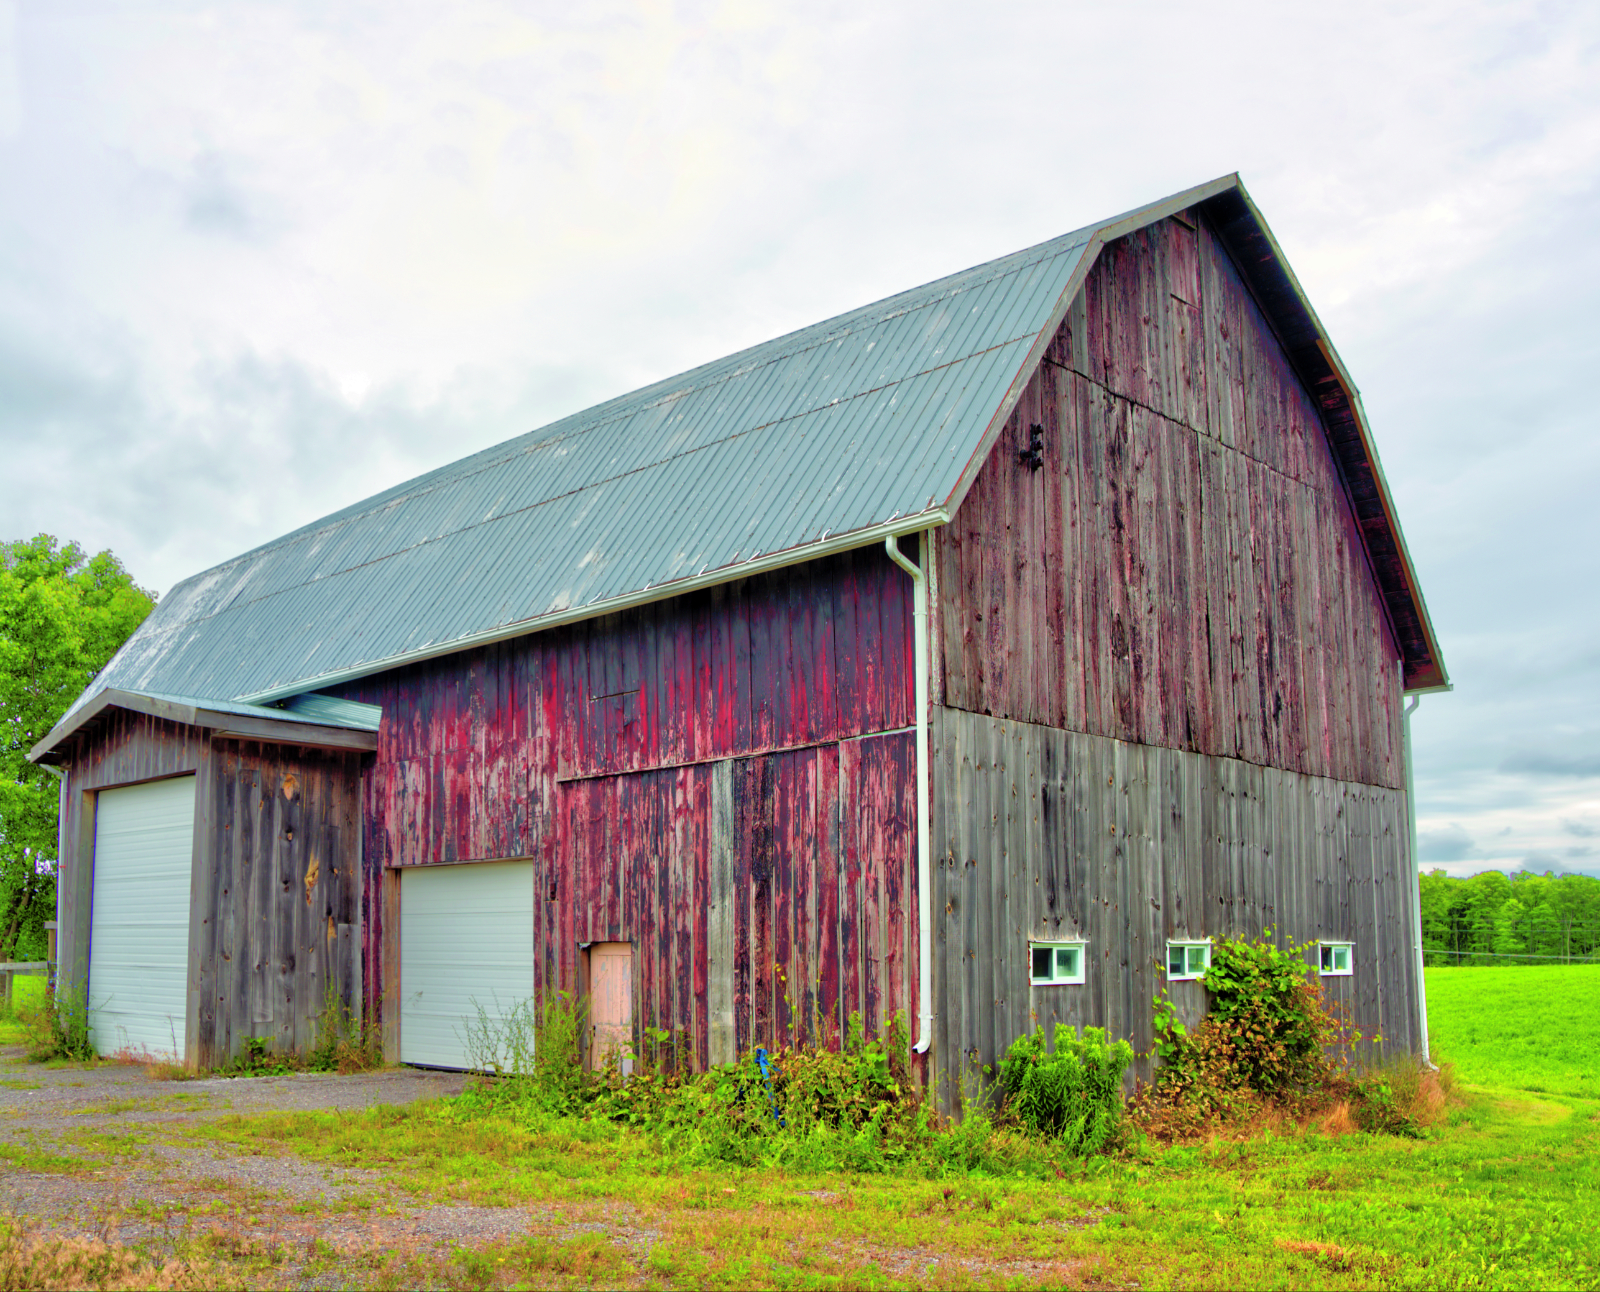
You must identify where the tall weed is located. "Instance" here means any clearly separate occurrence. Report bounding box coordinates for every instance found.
[17,986,94,1062]
[997,1024,1133,1153]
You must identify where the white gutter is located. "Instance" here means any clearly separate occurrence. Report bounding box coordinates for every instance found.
[1403,687,1430,1066]
[885,531,933,1055]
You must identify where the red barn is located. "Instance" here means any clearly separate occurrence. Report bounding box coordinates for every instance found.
[31,174,1448,1098]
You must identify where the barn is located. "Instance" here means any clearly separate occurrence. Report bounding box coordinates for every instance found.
[30,173,1448,1098]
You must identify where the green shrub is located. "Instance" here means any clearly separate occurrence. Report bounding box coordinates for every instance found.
[1200,933,1337,1094]
[996,1024,1132,1153]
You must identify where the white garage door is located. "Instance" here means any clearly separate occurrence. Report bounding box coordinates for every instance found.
[89,775,196,1061]
[401,860,535,1069]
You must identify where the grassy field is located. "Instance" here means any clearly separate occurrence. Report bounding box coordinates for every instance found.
[3,967,1597,1289]
[1426,964,1599,1097]
[0,972,45,1046]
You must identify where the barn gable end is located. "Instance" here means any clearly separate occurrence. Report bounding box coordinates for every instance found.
[939,208,1403,786]
[926,208,1421,1098]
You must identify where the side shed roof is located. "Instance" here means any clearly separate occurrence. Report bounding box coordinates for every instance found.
[31,174,1446,764]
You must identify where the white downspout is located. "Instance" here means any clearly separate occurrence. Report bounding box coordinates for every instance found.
[1403,689,1431,1066]
[886,532,933,1055]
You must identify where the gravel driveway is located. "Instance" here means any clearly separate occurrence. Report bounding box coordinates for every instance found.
[0,1042,655,1286]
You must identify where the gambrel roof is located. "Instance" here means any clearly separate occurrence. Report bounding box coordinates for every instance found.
[32,174,1447,763]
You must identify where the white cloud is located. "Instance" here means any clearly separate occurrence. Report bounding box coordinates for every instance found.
[2,0,1598,880]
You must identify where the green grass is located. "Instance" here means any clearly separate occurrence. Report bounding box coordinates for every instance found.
[1426,964,1600,1096]
[7,967,1598,1289]
[176,1081,1599,1289]
[0,973,48,1046]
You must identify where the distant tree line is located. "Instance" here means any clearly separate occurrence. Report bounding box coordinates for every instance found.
[1419,869,1600,966]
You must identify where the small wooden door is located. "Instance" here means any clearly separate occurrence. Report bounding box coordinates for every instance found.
[588,942,633,1074]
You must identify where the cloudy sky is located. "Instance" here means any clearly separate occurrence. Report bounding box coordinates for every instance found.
[2,0,1597,878]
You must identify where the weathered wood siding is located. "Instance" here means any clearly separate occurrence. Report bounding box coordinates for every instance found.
[54,713,363,1070]
[931,706,1415,1104]
[191,740,363,1068]
[939,210,1404,788]
[332,545,919,1058]
[551,733,916,1069]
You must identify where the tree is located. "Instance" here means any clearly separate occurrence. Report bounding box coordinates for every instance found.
[0,535,155,961]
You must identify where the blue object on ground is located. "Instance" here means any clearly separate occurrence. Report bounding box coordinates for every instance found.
[754,1047,785,1128]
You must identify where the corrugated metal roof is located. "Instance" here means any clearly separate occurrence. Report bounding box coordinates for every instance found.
[71,225,1104,711]
[32,172,1445,761]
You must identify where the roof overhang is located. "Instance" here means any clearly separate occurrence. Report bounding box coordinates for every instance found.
[30,688,380,765]
[1195,183,1447,692]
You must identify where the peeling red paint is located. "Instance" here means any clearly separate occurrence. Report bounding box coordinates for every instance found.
[334,545,918,1057]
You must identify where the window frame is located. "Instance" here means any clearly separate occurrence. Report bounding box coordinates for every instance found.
[1318,941,1354,977]
[1165,938,1212,982]
[1028,940,1088,986]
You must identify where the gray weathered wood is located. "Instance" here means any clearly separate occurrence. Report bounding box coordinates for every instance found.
[929,706,1414,1108]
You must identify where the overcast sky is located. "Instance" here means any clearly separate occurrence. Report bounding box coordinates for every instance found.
[2,0,1597,880]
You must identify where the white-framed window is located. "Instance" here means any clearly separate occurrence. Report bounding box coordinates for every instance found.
[1166,939,1211,981]
[1029,941,1088,986]
[1319,942,1354,977]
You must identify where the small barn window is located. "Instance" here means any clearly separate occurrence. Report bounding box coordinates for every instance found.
[1166,939,1211,981]
[1319,942,1354,976]
[1029,941,1087,985]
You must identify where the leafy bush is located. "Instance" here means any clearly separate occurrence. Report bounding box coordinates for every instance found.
[1199,933,1336,1094]
[996,1024,1132,1153]
[1133,931,1432,1140]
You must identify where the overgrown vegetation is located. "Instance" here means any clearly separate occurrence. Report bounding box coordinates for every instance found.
[196,986,384,1078]
[173,966,1600,1291]
[10,979,383,1077]
[452,998,1127,1176]
[1131,932,1447,1141]
[15,984,95,1063]
[9,967,1595,1290]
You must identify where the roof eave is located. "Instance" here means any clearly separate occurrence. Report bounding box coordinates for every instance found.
[29,688,380,765]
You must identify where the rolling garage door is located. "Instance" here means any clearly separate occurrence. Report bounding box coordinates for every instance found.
[88,775,196,1060]
[400,860,535,1069]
